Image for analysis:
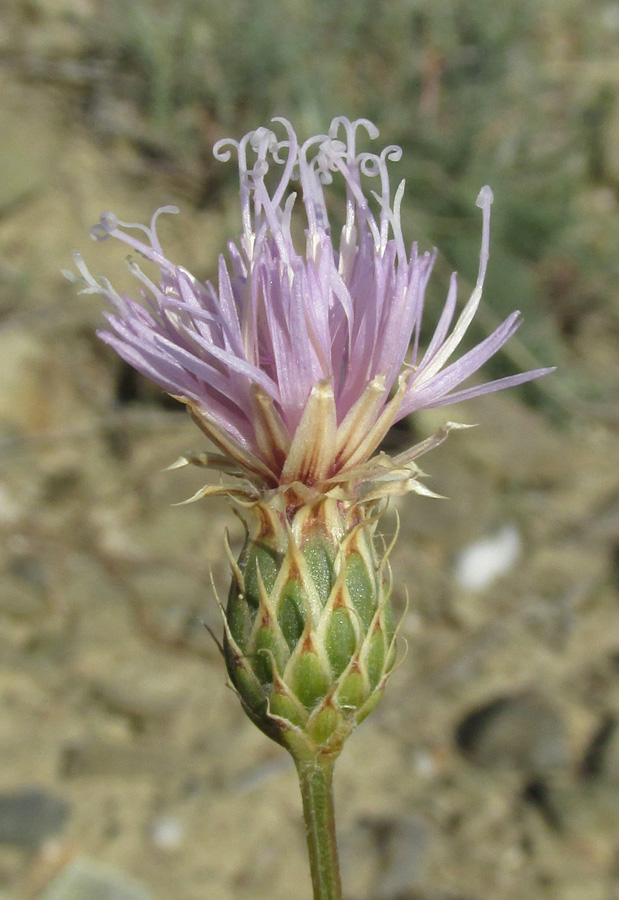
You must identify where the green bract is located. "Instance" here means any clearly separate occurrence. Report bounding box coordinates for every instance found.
[222,492,399,761]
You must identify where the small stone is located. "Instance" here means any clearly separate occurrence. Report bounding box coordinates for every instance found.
[455,692,569,772]
[0,563,48,618]
[377,813,435,899]
[454,524,522,592]
[87,670,182,725]
[59,739,175,779]
[0,331,51,433]
[149,816,184,851]
[0,328,97,435]
[37,858,153,900]
[0,787,70,848]
[548,780,619,847]
[0,484,22,524]
[583,717,619,783]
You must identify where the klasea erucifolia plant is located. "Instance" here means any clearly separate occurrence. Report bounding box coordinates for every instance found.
[66,117,552,900]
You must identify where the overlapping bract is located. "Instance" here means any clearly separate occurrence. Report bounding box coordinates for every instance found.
[223,494,397,757]
[66,117,551,489]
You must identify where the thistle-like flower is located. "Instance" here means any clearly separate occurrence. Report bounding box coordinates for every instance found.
[66,117,552,762]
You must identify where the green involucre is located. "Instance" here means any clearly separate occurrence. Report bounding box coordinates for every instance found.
[223,496,399,756]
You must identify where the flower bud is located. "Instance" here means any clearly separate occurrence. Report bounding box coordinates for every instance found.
[223,491,398,761]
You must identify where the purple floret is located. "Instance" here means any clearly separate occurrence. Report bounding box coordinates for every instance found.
[65,117,553,487]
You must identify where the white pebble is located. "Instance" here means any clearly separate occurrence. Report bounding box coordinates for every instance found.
[150,816,184,850]
[454,524,522,592]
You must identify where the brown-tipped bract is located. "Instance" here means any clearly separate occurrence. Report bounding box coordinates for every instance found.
[223,491,398,760]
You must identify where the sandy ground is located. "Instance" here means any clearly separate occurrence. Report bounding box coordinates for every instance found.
[1,4,619,899]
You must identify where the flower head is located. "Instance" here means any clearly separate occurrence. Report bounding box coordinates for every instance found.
[66,117,552,496]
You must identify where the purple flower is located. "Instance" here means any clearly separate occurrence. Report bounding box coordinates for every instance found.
[66,117,552,491]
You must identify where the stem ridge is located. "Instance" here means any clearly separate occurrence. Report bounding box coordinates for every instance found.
[295,757,342,900]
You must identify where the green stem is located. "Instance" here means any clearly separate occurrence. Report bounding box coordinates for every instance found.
[295,756,342,900]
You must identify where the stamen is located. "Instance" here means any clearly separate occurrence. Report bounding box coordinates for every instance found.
[212,138,239,163]
[90,214,172,268]
[328,117,379,159]
[475,185,493,291]
[149,206,179,255]
[126,258,163,299]
[90,212,118,241]
[298,134,330,234]
[327,157,380,249]
[391,180,406,264]
[63,251,122,303]
[316,139,347,180]
[250,126,277,158]
[214,134,254,251]
[281,192,296,234]
[249,176,292,268]
[360,145,402,252]
[270,117,298,209]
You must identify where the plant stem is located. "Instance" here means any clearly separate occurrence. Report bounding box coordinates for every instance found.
[295,756,342,900]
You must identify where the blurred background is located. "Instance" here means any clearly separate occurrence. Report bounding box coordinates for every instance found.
[0,1,618,898]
